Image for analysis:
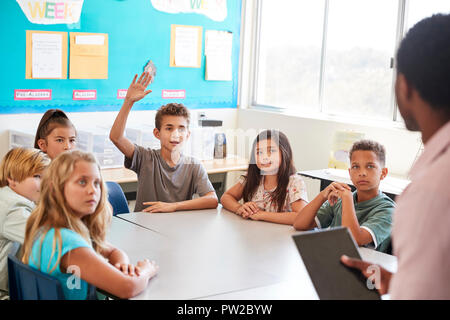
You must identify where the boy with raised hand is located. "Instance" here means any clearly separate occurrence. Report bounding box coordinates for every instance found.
[110,72,218,213]
[293,140,395,252]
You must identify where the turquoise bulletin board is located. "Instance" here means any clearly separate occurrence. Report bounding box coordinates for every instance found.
[0,0,242,114]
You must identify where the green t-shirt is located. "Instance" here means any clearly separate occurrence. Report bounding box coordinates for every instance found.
[316,191,395,252]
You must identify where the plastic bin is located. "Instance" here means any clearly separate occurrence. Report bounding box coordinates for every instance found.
[77,127,124,169]
[125,125,160,150]
[8,130,35,149]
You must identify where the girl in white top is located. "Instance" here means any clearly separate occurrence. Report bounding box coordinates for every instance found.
[221,130,308,225]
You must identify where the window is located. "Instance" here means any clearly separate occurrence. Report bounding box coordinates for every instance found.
[254,0,325,111]
[322,0,398,120]
[406,0,450,30]
[395,0,450,121]
[252,0,450,122]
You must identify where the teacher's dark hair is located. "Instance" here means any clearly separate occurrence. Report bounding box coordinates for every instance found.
[396,13,450,115]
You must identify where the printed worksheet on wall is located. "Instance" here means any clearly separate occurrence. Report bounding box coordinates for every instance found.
[31,32,63,78]
[205,30,233,81]
[172,25,202,68]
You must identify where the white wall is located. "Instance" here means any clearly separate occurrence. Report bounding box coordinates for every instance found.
[236,108,421,200]
[0,108,238,160]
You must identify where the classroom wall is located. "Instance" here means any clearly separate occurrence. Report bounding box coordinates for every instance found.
[0,107,238,160]
[236,108,422,200]
[1,0,242,113]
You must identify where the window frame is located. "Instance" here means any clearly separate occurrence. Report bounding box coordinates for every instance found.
[249,0,415,123]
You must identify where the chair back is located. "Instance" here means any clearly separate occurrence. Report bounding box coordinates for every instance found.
[7,254,65,300]
[106,181,129,215]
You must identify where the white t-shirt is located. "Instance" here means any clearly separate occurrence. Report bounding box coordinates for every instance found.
[238,174,308,212]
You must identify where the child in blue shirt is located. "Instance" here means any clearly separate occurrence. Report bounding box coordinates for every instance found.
[21,150,158,299]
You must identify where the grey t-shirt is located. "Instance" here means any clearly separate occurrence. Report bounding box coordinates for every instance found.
[125,145,215,212]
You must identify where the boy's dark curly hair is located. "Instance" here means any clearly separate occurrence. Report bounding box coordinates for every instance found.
[155,103,190,130]
[349,139,386,167]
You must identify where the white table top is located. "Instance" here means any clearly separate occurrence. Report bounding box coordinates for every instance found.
[299,168,410,196]
[107,207,397,300]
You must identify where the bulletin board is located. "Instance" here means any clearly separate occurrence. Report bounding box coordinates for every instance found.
[0,0,242,114]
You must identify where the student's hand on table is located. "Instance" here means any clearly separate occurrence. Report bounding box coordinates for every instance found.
[236,202,260,219]
[142,201,177,213]
[135,259,159,279]
[125,71,152,103]
[114,263,139,276]
[249,211,266,221]
[340,255,392,295]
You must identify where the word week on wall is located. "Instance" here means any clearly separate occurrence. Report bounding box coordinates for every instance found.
[16,0,84,25]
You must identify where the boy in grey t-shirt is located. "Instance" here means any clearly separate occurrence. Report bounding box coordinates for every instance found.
[110,71,217,213]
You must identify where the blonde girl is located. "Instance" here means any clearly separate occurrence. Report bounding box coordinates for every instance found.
[22,150,158,300]
[0,147,50,298]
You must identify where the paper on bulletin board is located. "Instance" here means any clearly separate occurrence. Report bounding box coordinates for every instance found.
[205,30,233,81]
[25,30,68,79]
[328,131,365,169]
[170,25,202,68]
[205,55,232,81]
[69,32,108,79]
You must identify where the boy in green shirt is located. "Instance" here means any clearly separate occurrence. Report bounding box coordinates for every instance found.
[293,140,395,252]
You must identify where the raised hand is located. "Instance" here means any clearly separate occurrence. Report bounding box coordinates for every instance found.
[125,71,153,103]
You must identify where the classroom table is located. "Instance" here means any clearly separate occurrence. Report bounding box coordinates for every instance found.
[106,207,398,300]
[299,168,410,200]
[101,155,248,200]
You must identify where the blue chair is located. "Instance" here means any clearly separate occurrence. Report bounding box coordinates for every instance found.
[7,254,65,300]
[106,181,129,215]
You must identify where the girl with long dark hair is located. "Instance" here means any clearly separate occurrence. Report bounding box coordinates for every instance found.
[221,130,308,225]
